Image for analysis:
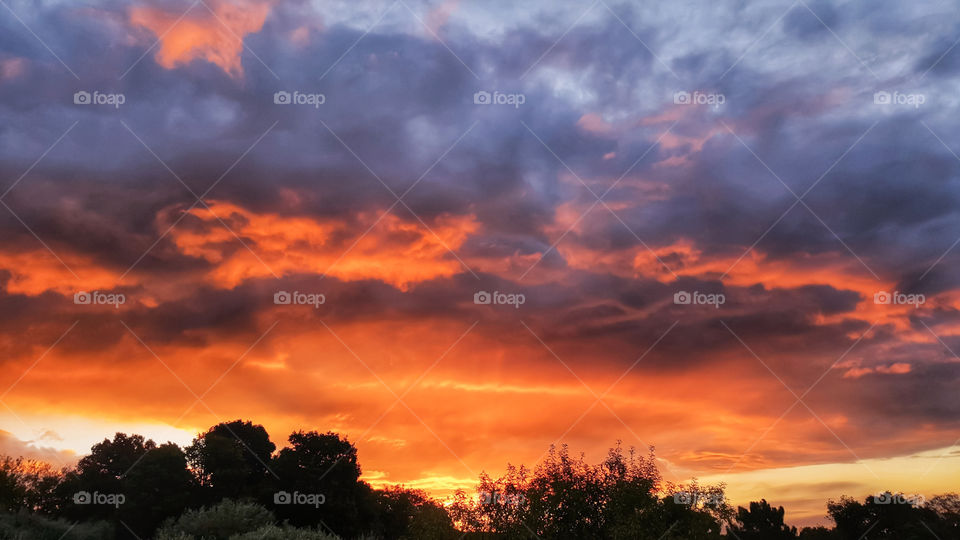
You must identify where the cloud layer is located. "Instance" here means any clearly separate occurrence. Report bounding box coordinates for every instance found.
[1,0,959,525]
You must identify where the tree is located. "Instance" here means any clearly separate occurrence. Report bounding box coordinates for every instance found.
[799,525,838,539]
[450,442,724,540]
[57,433,156,522]
[926,493,960,537]
[186,420,276,504]
[375,486,457,540]
[827,492,941,539]
[727,499,798,539]
[0,456,28,512]
[121,443,196,537]
[78,433,157,479]
[271,431,372,537]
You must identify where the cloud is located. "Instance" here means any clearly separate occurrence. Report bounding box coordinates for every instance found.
[0,429,76,464]
[1,0,960,518]
[129,0,272,78]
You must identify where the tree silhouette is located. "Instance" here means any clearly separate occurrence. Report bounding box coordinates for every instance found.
[186,420,275,504]
[121,443,196,537]
[798,525,837,539]
[57,432,157,522]
[375,486,456,540]
[0,457,28,513]
[271,430,376,537]
[450,443,726,539]
[3,422,959,540]
[827,492,948,539]
[726,499,797,539]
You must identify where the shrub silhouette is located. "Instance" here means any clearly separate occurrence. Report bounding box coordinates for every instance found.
[155,499,273,540]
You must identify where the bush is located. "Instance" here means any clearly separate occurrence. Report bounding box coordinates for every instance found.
[0,509,114,540]
[228,524,339,539]
[155,500,274,540]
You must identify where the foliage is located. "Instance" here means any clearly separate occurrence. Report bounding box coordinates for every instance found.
[375,486,457,540]
[726,499,797,539]
[271,430,371,536]
[155,499,273,540]
[0,509,114,540]
[4,420,960,540]
[826,491,956,539]
[798,526,837,539]
[449,442,725,540]
[227,524,340,539]
[185,420,275,504]
[122,443,197,537]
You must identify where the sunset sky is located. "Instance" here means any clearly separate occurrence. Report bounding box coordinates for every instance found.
[1,0,959,528]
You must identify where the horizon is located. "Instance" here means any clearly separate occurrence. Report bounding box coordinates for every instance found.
[1,0,959,534]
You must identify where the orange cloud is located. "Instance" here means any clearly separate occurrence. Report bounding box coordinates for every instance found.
[130,0,271,78]
[0,249,129,296]
[168,201,479,289]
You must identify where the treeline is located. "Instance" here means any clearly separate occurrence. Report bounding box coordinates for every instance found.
[0,419,956,539]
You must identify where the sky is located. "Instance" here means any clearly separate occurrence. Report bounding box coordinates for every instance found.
[1,0,959,528]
